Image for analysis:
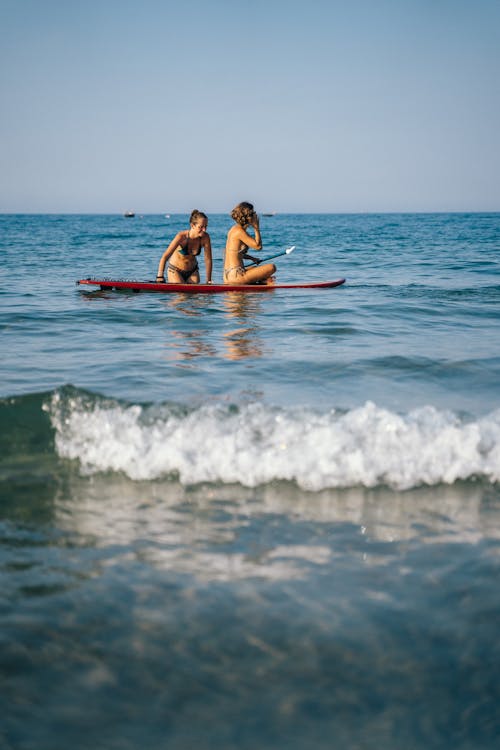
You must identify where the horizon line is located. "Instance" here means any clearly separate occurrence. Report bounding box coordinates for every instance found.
[1,209,499,216]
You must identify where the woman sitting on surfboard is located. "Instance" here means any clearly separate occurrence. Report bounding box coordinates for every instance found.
[224,202,276,285]
[156,210,213,284]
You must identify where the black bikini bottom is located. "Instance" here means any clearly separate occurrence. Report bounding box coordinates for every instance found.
[168,262,199,281]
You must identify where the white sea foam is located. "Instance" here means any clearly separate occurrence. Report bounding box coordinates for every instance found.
[47,391,500,490]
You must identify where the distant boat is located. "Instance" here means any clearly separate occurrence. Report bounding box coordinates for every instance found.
[124,211,135,218]
[262,212,277,217]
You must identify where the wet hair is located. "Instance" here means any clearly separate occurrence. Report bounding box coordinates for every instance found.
[190,209,208,225]
[231,202,255,227]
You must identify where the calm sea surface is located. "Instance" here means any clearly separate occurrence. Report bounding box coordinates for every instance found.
[1,213,500,749]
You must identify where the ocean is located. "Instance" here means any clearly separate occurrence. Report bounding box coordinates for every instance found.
[1,212,500,749]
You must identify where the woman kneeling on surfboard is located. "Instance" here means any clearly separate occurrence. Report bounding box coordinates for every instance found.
[156,210,213,284]
[224,203,276,285]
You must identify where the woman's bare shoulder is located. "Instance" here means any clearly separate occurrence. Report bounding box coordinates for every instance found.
[170,229,186,244]
[228,225,245,240]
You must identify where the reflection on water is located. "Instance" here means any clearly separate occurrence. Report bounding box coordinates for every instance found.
[49,475,500,583]
[222,292,263,360]
[159,292,265,363]
[166,329,217,362]
[160,295,217,362]
[4,471,500,750]
[164,294,208,317]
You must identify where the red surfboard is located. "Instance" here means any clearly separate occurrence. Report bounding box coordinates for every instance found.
[76,278,346,293]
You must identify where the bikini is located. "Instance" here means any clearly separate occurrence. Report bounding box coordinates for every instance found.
[168,261,199,281]
[224,246,247,281]
[224,266,245,280]
[168,237,200,281]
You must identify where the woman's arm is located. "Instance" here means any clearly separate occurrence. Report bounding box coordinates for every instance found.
[233,222,262,251]
[242,253,261,264]
[203,235,213,283]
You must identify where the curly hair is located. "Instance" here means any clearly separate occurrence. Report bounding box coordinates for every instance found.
[190,209,207,225]
[231,202,255,227]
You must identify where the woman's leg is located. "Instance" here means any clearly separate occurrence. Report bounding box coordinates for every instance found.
[241,263,276,284]
[226,263,276,285]
[167,267,184,283]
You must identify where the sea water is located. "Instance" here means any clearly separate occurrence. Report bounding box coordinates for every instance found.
[1,212,499,749]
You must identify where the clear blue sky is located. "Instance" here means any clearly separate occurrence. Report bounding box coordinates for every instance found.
[1,0,499,213]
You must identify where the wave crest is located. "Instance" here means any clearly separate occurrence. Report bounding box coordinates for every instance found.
[45,389,500,491]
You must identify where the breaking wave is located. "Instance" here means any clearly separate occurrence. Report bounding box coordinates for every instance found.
[41,387,500,491]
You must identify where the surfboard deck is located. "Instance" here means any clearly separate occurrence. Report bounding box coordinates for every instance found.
[76,278,346,293]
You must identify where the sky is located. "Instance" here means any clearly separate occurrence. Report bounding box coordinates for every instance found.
[1,0,499,213]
